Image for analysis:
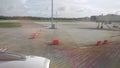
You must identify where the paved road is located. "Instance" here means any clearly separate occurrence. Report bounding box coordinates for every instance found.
[35,22,114,45]
[65,45,120,68]
[0,20,119,68]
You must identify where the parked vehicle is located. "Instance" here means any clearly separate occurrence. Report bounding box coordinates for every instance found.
[0,52,50,68]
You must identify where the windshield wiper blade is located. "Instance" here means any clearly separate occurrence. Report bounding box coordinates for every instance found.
[0,52,26,61]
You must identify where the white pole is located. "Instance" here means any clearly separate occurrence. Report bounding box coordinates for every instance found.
[51,0,53,25]
[51,0,55,29]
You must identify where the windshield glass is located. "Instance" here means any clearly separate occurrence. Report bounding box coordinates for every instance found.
[0,0,120,68]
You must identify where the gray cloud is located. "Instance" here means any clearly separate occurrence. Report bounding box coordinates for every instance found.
[0,0,120,17]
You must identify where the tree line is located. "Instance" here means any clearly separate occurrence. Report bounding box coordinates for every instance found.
[0,16,77,20]
[0,16,90,21]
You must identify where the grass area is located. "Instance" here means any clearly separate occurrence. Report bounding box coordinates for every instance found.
[0,22,22,28]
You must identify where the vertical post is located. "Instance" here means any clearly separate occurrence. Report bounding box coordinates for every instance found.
[101,22,103,29]
[51,0,53,25]
[97,22,100,29]
[51,0,55,29]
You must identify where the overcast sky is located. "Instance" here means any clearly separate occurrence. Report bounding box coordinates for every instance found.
[0,0,120,18]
